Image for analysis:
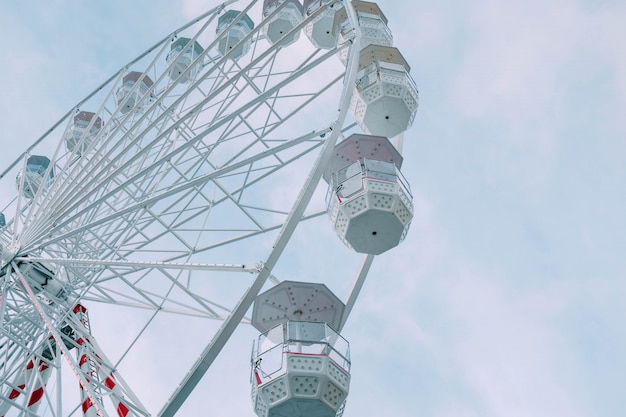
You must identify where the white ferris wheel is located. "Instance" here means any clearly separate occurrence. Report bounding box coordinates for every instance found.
[0,1,418,416]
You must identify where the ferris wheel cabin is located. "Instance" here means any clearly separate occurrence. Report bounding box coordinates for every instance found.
[262,0,304,46]
[216,10,255,60]
[250,281,350,417]
[350,44,419,138]
[16,155,54,199]
[350,1,392,47]
[166,37,204,83]
[65,111,103,154]
[303,0,344,50]
[115,71,154,114]
[335,1,393,64]
[324,134,413,255]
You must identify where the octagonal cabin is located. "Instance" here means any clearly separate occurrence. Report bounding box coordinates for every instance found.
[166,37,204,83]
[303,0,344,49]
[323,134,413,255]
[262,0,304,47]
[16,155,54,199]
[115,71,154,114]
[65,111,103,154]
[251,281,350,417]
[216,10,255,60]
[334,1,393,64]
[350,45,419,138]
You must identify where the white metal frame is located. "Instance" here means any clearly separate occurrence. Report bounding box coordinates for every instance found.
[0,1,378,416]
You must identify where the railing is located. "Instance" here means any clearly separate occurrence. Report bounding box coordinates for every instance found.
[358,13,393,42]
[326,161,364,205]
[252,321,351,385]
[364,158,413,199]
[326,158,412,209]
[356,59,417,93]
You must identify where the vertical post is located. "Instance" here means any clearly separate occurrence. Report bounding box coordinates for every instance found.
[339,254,374,332]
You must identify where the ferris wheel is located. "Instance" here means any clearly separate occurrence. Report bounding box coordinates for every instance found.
[0,1,418,416]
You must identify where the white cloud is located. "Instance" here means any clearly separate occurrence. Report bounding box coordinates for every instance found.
[444,269,590,417]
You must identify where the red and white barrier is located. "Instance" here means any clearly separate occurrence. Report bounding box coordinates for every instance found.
[72,304,134,417]
[1,304,138,417]
[0,354,53,416]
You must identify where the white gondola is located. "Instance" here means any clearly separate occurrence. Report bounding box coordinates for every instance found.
[324,134,413,255]
[16,155,53,199]
[115,71,154,114]
[262,0,304,46]
[216,10,255,60]
[335,1,393,63]
[251,281,350,417]
[65,111,103,154]
[350,44,419,138]
[166,37,204,83]
[303,0,344,49]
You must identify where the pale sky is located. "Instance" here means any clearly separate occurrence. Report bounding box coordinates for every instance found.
[1,1,625,417]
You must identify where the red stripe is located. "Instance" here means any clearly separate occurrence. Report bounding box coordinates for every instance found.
[117,402,130,417]
[26,360,34,370]
[8,384,25,400]
[105,376,116,390]
[82,398,94,413]
[27,387,44,407]
[73,304,87,313]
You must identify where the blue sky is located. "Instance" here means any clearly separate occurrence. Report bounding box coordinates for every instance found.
[1,1,626,416]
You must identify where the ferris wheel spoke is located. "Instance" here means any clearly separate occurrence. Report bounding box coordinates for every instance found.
[92,269,236,315]
[26,132,327,264]
[22,35,342,245]
[23,124,328,256]
[42,48,302,222]
[19,256,260,316]
[23,85,326,254]
[12,254,262,318]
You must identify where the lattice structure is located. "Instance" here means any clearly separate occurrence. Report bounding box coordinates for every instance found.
[0,1,417,415]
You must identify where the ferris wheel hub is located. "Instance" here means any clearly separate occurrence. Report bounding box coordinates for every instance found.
[0,244,17,268]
